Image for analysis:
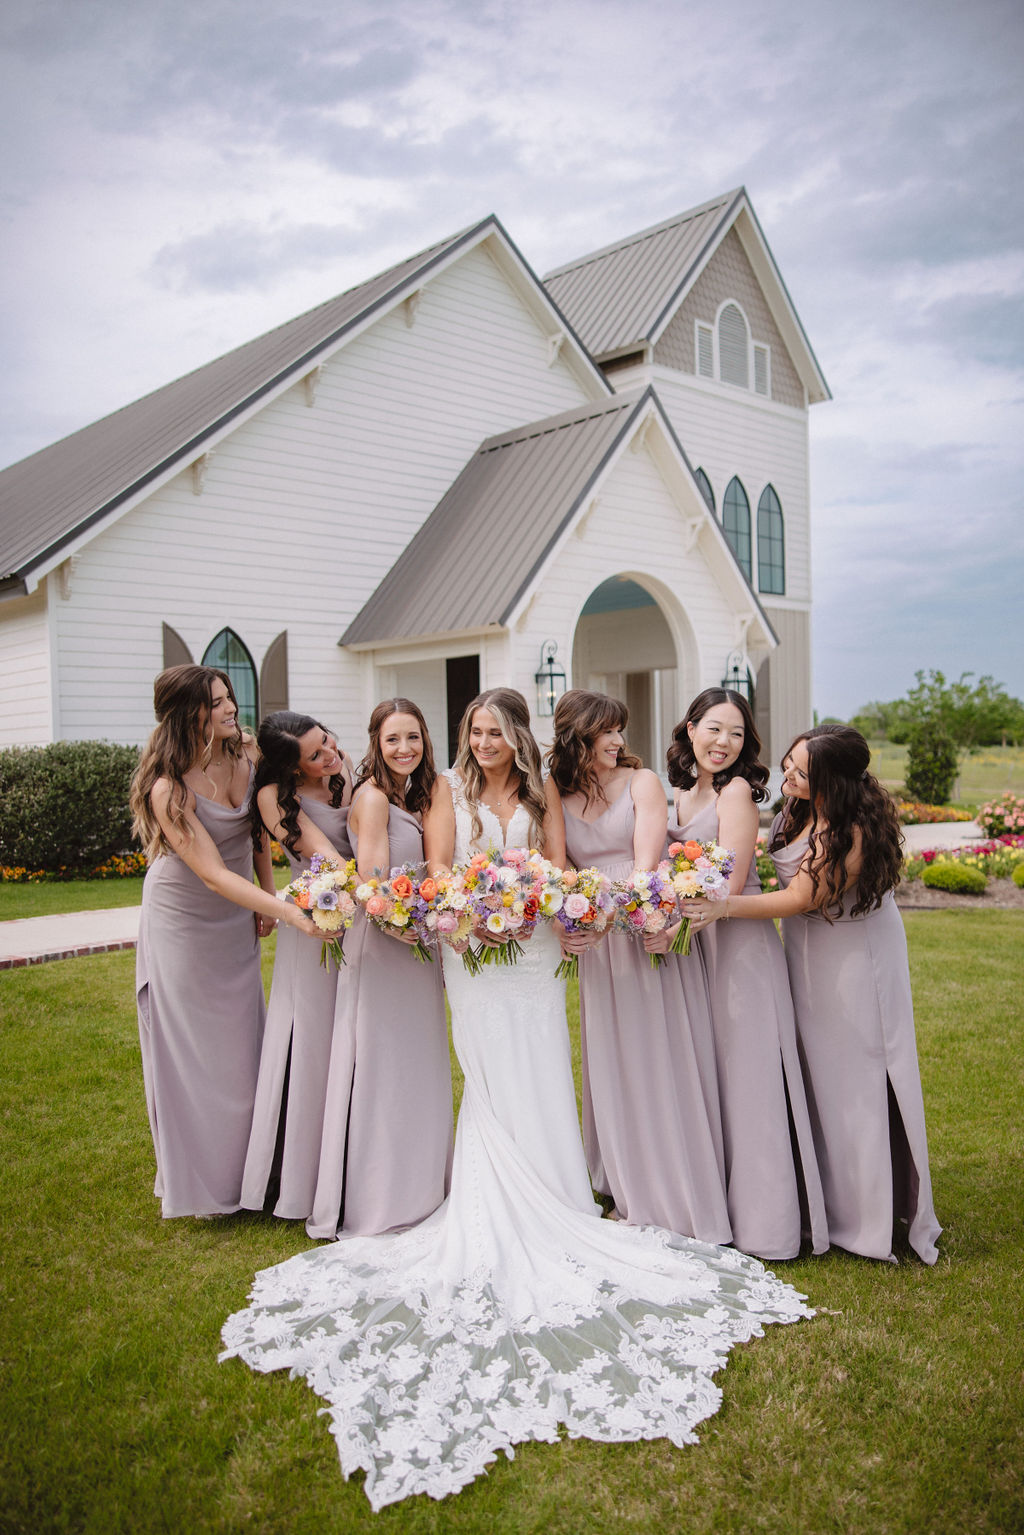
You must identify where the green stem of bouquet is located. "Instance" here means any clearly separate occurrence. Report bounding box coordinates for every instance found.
[669,917,694,957]
[320,938,346,970]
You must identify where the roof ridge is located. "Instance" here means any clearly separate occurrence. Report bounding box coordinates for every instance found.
[478,389,643,454]
[543,189,742,279]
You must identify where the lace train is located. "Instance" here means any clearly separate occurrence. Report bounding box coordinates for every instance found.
[221,786,813,1509]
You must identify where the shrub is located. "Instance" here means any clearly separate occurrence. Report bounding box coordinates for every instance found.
[921,861,987,895]
[903,836,1024,882]
[904,723,959,805]
[0,742,141,874]
[976,791,1024,839]
[1014,863,1024,890]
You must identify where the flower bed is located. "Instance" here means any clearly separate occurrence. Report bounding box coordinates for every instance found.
[896,800,974,825]
[902,835,1024,882]
[976,792,1024,839]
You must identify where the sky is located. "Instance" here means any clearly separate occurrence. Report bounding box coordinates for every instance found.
[1,0,1022,720]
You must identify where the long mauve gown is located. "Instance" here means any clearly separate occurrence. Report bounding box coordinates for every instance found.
[671,797,828,1258]
[136,765,266,1218]
[564,778,731,1243]
[306,803,453,1240]
[771,819,941,1264]
[240,797,352,1219]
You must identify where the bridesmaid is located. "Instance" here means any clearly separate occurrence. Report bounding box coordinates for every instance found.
[130,665,317,1219]
[307,699,453,1240]
[682,723,941,1265]
[548,689,730,1243]
[664,689,827,1259]
[240,712,354,1220]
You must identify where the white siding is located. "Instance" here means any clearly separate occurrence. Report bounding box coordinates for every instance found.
[508,446,754,754]
[48,243,593,746]
[0,584,52,745]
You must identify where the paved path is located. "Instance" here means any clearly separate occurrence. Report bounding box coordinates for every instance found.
[0,905,140,969]
[0,821,988,968]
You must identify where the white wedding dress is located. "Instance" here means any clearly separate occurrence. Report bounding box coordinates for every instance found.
[221,780,812,1510]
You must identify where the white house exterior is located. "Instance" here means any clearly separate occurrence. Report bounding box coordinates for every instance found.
[0,192,828,770]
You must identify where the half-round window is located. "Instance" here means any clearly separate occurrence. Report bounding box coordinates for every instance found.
[202,628,258,731]
[694,467,716,514]
[723,478,752,581]
[718,303,749,389]
[757,485,785,595]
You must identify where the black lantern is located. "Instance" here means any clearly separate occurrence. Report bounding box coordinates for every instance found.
[535,640,567,718]
[720,650,753,703]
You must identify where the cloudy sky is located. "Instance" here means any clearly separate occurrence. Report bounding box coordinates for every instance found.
[2,0,1021,719]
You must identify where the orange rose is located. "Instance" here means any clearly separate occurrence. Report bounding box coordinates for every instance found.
[419,877,438,902]
[391,874,414,898]
[682,840,703,861]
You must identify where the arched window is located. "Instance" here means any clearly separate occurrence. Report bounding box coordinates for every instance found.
[723,478,752,581]
[202,628,258,731]
[718,303,749,389]
[757,485,785,595]
[694,467,715,514]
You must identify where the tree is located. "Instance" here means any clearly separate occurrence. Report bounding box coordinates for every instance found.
[855,672,1024,749]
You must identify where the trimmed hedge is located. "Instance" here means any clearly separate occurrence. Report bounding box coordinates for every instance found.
[0,742,141,874]
[921,861,987,895]
[1013,863,1024,890]
[905,722,959,805]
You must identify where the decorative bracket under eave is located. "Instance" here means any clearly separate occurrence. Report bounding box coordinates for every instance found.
[680,519,703,555]
[629,413,653,455]
[58,555,80,600]
[546,331,566,367]
[191,453,213,496]
[303,365,323,407]
[574,495,601,540]
[404,290,424,328]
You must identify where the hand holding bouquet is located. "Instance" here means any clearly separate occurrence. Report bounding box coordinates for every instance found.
[285,854,358,970]
[354,863,439,963]
[455,848,541,968]
[663,839,735,955]
[550,866,615,980]
[612,866,679,969]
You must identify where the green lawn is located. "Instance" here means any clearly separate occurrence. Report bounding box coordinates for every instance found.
[0,866,291,921]
[871,742,1023,803]
[1,915,1022,1533]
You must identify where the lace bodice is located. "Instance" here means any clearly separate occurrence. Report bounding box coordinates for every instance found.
[444,769,537,862]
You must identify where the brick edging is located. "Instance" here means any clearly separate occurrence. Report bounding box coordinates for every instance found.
[0,939,138,970]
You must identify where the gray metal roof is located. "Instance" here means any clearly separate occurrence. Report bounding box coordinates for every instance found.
[543,191,741,359]
[0,219,499,588]
[342,392,649,646]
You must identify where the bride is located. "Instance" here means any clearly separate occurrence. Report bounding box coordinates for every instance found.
[221,688,812,1511]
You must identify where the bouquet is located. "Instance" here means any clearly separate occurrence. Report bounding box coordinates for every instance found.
[354,862,440,963]
[425,871,477,966]
[454,847,542,969]
[549,866,615,981]
[662,838,735,955]
[612,865,680,969]
[284,853,357,970]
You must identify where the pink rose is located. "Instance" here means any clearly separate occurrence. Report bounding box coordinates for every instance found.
[564,892,590,920]
[365,895,387,918]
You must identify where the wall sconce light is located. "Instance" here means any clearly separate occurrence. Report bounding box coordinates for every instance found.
[535,639,567,717]
[720,650,753,702]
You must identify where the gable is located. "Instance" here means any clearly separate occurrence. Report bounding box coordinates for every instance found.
[654,228,806,408]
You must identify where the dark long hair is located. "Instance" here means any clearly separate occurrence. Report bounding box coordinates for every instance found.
[130,664,244,859]
[251,711,349,853]
[770,724,903,917]
[355,698,437,815]
[666,688,769,802]
[453,688,549,851]
[547,689,642,807]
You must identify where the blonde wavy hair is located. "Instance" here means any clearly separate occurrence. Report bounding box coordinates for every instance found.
[130,665,245,860]
[453,688,549,851]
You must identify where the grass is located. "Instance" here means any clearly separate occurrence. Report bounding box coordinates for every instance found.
[1,915,1022,1533]
[870,743,1024,803]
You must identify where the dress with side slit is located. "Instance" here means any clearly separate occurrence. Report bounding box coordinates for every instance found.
[771,818,940,1264]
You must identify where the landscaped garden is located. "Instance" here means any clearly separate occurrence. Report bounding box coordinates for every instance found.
[1,915,1022,1535]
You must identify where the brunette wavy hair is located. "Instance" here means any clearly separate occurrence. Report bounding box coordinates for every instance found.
[251,711,349,853]
[547,689,642,806]
[666,688,770,802]
[453,688,549,851]
[355,698,437,815]
[770,723,903,918]
[130,664,245,860]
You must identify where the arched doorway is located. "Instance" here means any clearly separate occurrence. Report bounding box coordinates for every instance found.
[571,577,678,772]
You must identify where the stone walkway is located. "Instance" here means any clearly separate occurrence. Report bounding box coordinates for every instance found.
[0,820,990,969]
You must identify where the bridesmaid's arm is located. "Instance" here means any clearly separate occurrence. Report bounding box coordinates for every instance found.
[631,769,669,870]
[422,776,456,877]
[541,777,567,867]
[256,785,350,867]
[716,777,760,896]
[683,827,867,925]
[352,785,419,944]
[149,779,317,937]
